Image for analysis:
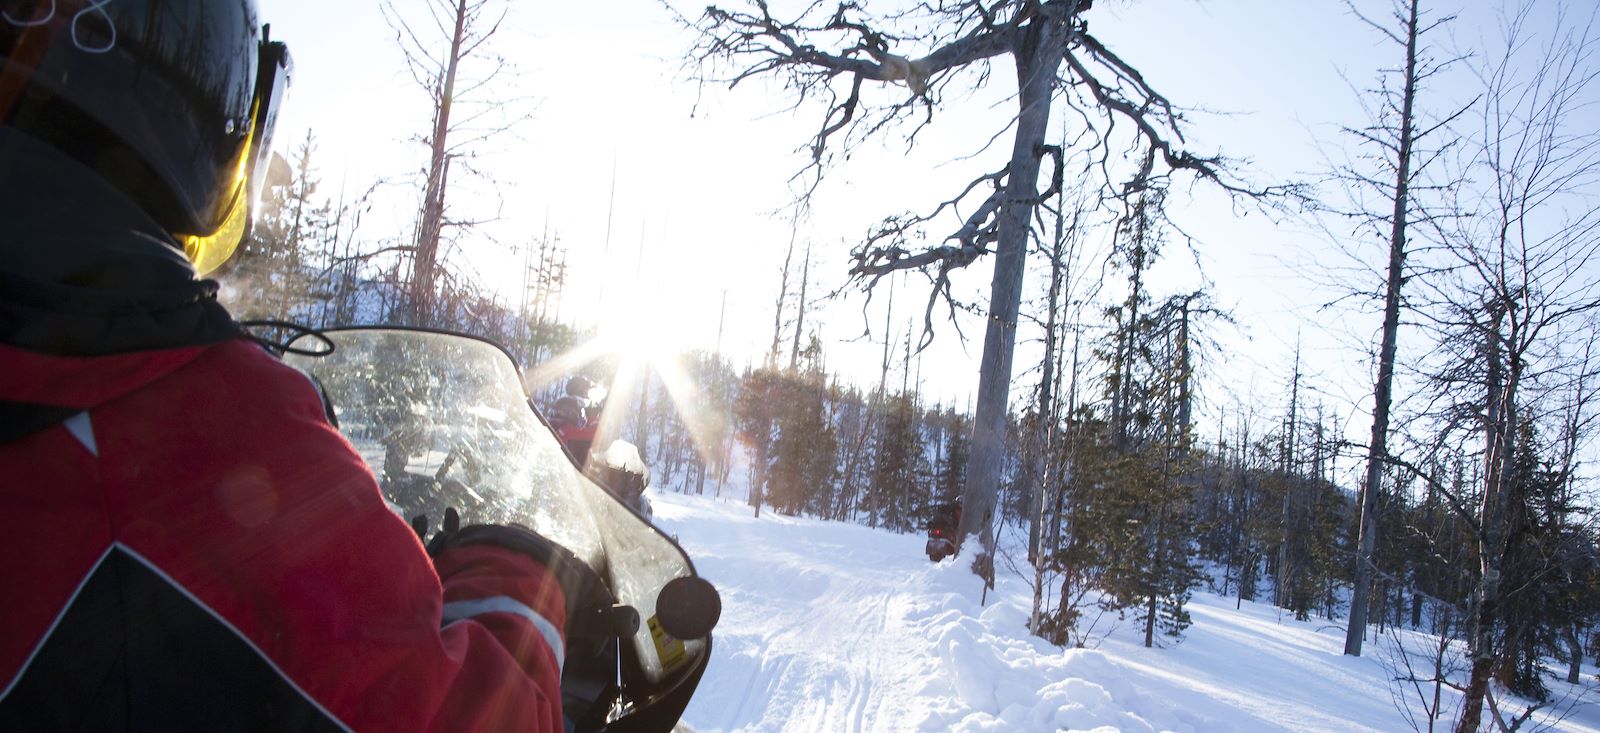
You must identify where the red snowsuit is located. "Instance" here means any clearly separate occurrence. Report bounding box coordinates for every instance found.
[0,337,568,731]
[554,419,598,468]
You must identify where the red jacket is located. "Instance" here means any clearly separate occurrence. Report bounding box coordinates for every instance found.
[555,419,598,468]
[0,337,566,731]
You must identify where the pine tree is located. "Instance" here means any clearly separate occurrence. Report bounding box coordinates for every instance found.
[866,391,927,531]
[936,407,969,504]
[225,130,333,321]
[735,367,782,516]
[679,350,738,496]
[766,369,838,516]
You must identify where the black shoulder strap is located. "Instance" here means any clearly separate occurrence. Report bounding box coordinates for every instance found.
[0,400,77,446]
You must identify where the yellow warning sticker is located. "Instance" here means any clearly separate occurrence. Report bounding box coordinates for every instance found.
[647,615,687,672]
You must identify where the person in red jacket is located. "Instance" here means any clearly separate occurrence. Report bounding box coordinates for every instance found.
[549,376,600,467]
[0,1,574,729]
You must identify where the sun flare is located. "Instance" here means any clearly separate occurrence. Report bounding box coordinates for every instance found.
[527,292,725,474]
[592,289,680,368]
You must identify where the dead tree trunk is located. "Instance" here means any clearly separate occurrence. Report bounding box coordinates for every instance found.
[1028,176,1069,619]
[1278,346,1301,609]
[687,0,1262,584]
[1024,303,1061,624]
[959,28,1068,579]
[789,240,812,370]
[770,231,796,367]
[406,0,467,324]
[385,0,525,326]
[1347,0,1427,656]
[835,281,895,520]
[1456,306,1511,733]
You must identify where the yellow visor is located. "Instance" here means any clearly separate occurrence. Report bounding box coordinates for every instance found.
[181,185,249,276]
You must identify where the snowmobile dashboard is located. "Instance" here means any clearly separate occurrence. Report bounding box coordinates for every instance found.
[285,327,719,733]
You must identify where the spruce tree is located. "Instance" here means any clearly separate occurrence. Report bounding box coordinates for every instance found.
[226,130,333,322]
[766,370,838,516]
[867,392,927,531]
[936,408,970,504]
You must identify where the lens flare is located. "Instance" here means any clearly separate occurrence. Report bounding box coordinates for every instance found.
[528,294,727,479]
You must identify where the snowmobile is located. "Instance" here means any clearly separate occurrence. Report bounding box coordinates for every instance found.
[284,327,719,733]
[585,439,654,520]
[925,500,962,562]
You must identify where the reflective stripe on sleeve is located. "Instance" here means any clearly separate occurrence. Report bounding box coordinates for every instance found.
[441,597,564,671]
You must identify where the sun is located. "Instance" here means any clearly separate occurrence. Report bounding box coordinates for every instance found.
[522,289,730,477]
[593,290,680,370]
[522,287,674,394]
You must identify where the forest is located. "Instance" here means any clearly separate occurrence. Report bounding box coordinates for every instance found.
[223,0,1600,730]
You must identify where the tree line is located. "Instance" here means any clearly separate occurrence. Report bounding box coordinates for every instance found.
[217,0,1600,729]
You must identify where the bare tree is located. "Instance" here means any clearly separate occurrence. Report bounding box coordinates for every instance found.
[789,240,815,370]
[384,0,530,325]
[1024,174,1078,631]
[1331,0,1471,658]
[1380,605,1467,732]
[833,278,898,521]
[679,0,1273,576]
[1387,3,1600,728]
[769,230,797,366]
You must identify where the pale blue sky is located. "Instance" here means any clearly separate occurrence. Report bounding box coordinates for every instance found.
[258,0,1580,458]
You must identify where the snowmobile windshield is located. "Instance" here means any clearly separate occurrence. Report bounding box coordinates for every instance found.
[284,328,709,692]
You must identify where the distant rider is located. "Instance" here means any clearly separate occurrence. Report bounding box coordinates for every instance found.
[551,375,599,466]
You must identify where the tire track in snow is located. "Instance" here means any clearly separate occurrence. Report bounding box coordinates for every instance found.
[658,500,940,732]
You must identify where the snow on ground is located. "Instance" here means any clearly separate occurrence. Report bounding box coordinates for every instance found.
[647,489,1600,733]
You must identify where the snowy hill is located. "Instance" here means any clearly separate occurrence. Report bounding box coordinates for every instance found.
[647,491,1600,733]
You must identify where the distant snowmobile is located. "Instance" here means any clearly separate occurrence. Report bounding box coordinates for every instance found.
[286,328,718,732]
[925,500,962,562]
[585,439,654,520]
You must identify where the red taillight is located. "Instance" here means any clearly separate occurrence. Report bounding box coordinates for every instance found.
[932,528,944,537]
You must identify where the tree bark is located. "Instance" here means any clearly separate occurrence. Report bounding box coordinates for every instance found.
[958,22,1069,575]
[1347,0,1421,658]
[1144,593,1158,648]
[1028,192,1068,632]
[1567,624,1584,685]
[408,0,468,325]
[1456,306,1511,733]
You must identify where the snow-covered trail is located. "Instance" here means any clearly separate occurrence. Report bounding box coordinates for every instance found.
[651,493,1232,732]
[657,496,938,732]
[650,491,1600,733]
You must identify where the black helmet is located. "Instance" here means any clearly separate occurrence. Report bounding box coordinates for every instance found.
[566,375,595,399]
[0,0,291,274]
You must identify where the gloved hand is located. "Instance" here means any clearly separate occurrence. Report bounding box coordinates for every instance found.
[421,508,606,623]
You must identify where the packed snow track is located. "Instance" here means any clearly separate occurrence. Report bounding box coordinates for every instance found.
[649,492,1600,733]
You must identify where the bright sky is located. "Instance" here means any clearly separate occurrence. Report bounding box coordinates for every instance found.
[261,0,1556,447]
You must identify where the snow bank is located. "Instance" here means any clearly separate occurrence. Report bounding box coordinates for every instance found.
[897,562,1222,733]
[649,491,1600,733]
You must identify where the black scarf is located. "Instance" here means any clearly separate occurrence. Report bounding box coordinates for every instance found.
[0,128,241,441]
